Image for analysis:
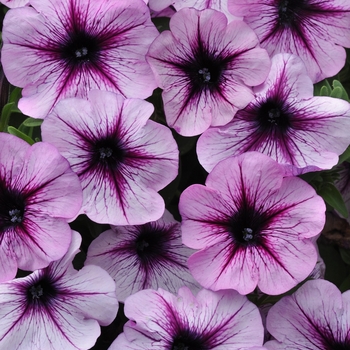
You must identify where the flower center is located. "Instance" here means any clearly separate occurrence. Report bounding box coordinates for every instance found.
[61,30,100,65]
[198,68,211,82]
[26,276,58,306]
[0,182,25,230]
[257,98,291,133]
[229,205,269,245]
[134,223,170,262]
[91,137,126,170]
[171,331,209,350]
[277,0,306,27]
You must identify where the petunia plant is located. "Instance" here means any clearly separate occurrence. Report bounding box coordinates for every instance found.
[0,1,349,349]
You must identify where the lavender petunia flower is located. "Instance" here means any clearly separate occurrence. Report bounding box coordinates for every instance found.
[85,209,199,303]
[0,230,118,350]
[41,90,178,225]
[179,152,326,295]
[265,279,350,349]
[197,54,350,174]
[228,0,350,82]
[109,286,266,349]
[1,0,158,119]
[146,8,270,136]
[0,133,82,282]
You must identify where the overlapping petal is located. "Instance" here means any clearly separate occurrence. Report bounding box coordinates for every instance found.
[110,287,266,349]
[265,279,350,349]
[198,54,350,173]
[228,0,350,82]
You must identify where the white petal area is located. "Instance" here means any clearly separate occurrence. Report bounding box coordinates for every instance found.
[254,53,314,100]
[0,237,17,281]
[262,177,325,239]
[170,8,228,54]
[110,321,166,350]
[0,133,28,176]
[11,216,72,272]
[16,142,82,219]
[174,0,238,22]
[266,280,349,349]
[179,184,234,249]
[86,214,199,302]
[124,287,265,348]
[0,283,102,350]
[206,153,284,205]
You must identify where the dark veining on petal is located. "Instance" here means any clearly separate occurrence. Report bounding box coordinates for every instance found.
[171,329,210,350]
[0,180,25,232]
[90,136,126,171]
[26,274,58,307]
[60,30,101,66]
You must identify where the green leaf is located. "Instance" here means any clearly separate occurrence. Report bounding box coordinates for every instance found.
[22,118,43,127]
[338,146,350,164]
[340,248,350,265]
[317,182,348,218]
[8,87,22,104]
[7,126,34,145]
[0,102,14,132]
[332,80,349,101]
[320,85,330,96]
[330,86,345,99]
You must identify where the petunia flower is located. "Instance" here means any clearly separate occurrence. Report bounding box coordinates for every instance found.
[197,54,350,174]
[109,286,266,349]
[85,209,199,303]
[41,90,179,225]
[228,0,350,82]
[0,230,119,350]
[265,279,350,349]
[1,0,158,119]
[146,8,270,136]
[179,152,326,295]
[0,132,82,282]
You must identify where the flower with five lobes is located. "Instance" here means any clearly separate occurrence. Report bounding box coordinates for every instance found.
[0,231,119,350]
[146,7,271,136]
[1,0,158,119]
[0,132,82,282]
[265,279,350,349]
[179,152,326,295]
[110,286,266,349]
[228,0,350,82]
[41,90,179,225]
[197,53,350,175]
[85,209,199,303]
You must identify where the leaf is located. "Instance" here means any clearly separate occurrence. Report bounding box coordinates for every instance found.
[320,85,330,96]
[0,102,14,132]
[340,247,350,265]
[22,118,43,127]
[7,126,34,145]
[339,274,350,292]
[8,87,22,104]
[338,146,350,164]
[332,80,349,101]
[317,182,348,218]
